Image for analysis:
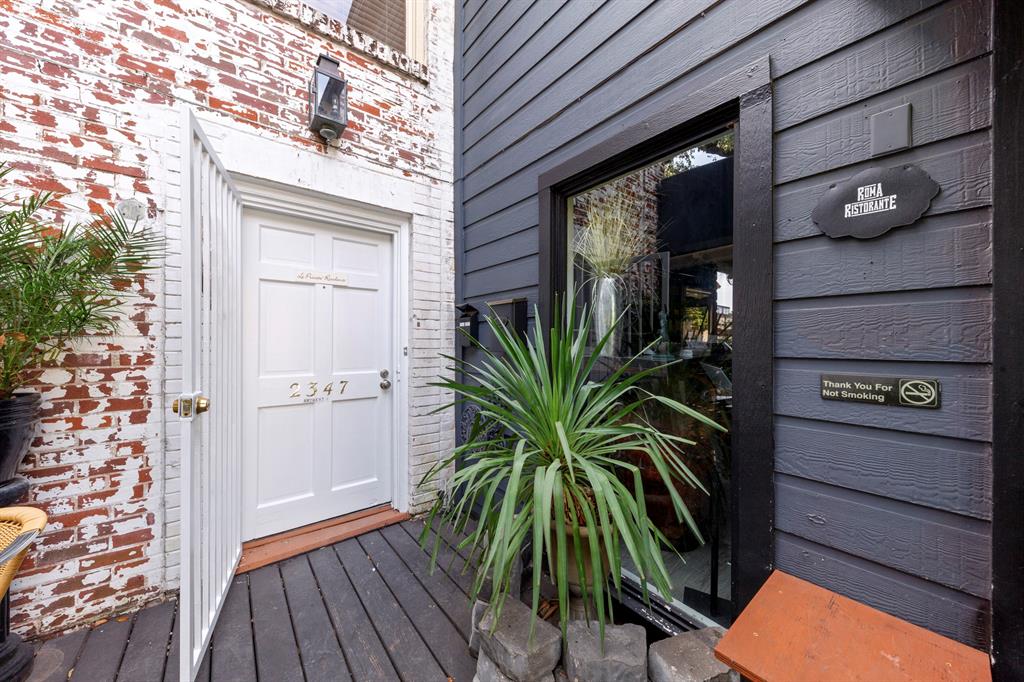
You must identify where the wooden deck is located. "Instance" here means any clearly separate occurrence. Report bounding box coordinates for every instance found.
[27,519,478,682]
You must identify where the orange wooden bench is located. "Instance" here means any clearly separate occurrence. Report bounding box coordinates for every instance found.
[714,570,990,682]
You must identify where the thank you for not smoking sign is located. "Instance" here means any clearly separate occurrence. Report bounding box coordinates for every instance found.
[820,374,940,409]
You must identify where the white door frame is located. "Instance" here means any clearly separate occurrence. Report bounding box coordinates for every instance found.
[231,175,411,514]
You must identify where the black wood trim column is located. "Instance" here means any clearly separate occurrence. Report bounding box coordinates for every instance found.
[731,82,775,614]
[991,2,1024,679]
[537,184,559,335]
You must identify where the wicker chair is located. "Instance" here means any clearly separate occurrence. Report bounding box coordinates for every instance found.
[0,507,46,598]
[0,506,46,681]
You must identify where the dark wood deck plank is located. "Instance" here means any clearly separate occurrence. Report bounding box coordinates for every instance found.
[28,627,88,682]
[70,614,133,681]
[196,646,211,682]
[248,564,303,682]
[162,602,179,682]
[400,520,476,596]
[210,575,257,682]
[404,516,476,563]
[280,555,351,682]
[380,523,473,638]
[116,600,175,682]
[307,546,398,682]
[359,531,476,680]
[436,518,478,563]
[333,538,446,682]
[32,521,486,682]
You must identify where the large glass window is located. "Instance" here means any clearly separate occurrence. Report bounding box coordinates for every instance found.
[567,129,735,625]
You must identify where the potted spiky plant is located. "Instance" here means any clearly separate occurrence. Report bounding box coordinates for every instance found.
[0,164,163,486]
[420,298,725,641]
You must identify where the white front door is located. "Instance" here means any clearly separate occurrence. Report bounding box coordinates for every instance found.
[242,210,395,540]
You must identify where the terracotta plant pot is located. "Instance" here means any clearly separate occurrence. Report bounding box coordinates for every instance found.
[0,393,40,484]
[551,523,611,597]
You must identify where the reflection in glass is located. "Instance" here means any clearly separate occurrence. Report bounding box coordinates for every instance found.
[316,72,346,121]
[567,129,735,624]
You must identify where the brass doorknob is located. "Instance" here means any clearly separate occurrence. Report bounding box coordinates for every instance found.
[172,396,209,416]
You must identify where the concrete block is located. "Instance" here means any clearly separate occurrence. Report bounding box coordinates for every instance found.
[563,620,646,682]
[475,650,514,682]
[478,599,561,681]
[474,651,557,682]
[470,599,488,656]
[648,627,734,682]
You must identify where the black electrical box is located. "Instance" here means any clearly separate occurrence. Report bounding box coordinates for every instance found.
[455,303,479,348]
[487,298,528,339]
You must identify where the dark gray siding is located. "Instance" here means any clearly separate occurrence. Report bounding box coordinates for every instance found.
[455,0,993,647]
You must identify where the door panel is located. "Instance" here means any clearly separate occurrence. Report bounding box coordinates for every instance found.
[257,404,315,505]
[332,288,379,367]
[260,223,315,264]
[330,397,380,489]
[242,211,394,540]
[260,281,316,372]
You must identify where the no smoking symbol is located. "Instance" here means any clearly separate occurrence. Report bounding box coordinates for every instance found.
[899,379,939,408]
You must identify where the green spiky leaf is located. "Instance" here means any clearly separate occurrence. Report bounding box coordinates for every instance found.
[418,296,726,642]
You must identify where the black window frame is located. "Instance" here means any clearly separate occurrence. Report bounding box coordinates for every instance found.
[537,58,774,621]
[991,2,1024,679]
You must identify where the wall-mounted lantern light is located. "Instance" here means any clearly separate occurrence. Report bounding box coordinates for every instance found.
[309,54,347,143]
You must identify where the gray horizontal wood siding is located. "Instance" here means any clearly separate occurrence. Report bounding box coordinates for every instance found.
[455,0,993,648]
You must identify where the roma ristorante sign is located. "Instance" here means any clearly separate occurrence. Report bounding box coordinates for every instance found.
[812,164,940,239]
[843,182,897,218]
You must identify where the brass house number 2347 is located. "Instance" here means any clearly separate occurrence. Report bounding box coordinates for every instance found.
[289,381,349,400]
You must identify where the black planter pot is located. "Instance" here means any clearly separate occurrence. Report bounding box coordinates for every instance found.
[0,393,40,484]
[0,394,38,682]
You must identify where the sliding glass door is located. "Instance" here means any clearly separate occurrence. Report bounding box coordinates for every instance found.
[566,129,736,625]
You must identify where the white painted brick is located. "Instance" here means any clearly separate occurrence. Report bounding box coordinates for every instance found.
[2,0,454,638]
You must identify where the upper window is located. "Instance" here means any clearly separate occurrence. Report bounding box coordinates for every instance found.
[305,0,426,62]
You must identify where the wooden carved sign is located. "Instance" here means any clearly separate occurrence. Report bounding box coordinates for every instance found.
[811,164,939,239]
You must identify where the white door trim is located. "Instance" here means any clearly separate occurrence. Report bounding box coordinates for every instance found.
[232,175,411,514]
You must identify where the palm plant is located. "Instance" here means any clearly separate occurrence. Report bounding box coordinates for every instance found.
[420,297,725,641]
[0,163,164,398]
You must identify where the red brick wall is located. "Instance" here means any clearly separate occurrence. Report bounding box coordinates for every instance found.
[0,0,452,636]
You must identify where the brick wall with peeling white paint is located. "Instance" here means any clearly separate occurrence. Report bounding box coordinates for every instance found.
[0,0,454,638]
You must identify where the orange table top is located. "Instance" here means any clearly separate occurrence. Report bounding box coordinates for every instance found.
[714,570,990,682]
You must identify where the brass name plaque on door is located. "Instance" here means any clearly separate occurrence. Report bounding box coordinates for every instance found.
[296,271,348,285]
